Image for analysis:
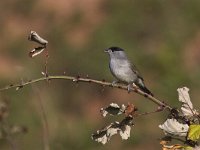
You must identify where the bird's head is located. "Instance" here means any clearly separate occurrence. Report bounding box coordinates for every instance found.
[104,47,126,59]
[104,46,124,53]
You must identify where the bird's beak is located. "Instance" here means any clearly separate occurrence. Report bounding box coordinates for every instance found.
[104,48,109,53]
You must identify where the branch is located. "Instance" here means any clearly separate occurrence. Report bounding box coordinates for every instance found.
[0,75,172,110]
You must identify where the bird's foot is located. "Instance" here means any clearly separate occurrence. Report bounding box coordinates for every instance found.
[132,83,139,90]
[127,83,140,93]
[111,81,118,86]
[127,84,132,93]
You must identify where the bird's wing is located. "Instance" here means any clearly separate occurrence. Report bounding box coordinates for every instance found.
[130,63,144,81]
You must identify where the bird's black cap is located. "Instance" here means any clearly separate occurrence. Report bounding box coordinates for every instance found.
[105,47,124,52]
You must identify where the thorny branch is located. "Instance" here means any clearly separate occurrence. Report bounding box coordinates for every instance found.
[2,31,194,148]
[0,75,172,111]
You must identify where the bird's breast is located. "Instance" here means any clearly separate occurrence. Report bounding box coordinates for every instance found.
[109,59,137,83]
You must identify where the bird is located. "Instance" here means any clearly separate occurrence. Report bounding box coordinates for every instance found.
[104,46,153,96]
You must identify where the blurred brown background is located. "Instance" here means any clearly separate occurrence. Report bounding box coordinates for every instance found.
[1,0,200,149]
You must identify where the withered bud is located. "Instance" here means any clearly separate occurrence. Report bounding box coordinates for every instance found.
[28,31,48,46]
[29,47,45,58]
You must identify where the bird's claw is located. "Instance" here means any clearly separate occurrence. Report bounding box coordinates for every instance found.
[127,84,132,93]
[111,81,118,86]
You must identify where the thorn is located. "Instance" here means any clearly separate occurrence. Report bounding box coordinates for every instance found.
[16,85,23,91]
[41,72,48,78]
[63,71,66,75]
[73,78,78,82]
[102,79,105,82]
[41,72,46,76]
[73,75,80,82]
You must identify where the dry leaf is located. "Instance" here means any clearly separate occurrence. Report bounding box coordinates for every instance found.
[159,118,189,137]
[29,47,45,58]
[177,87,198,116]
[92,116,134,144]
[125,103,137,116]
[28,31,48,46]
[160,141,184,150]
[100,103,126,117]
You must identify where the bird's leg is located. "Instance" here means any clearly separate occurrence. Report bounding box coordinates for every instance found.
[111,80,119,86]
[132,83,139,89]
[127,83,139,93]
[127,84,132,93]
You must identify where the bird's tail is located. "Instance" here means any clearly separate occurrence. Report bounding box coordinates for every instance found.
[138,85,154,96]
[136,78,154,96]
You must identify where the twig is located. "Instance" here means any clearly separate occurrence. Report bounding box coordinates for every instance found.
[134,110,163,118]
[31,85,50,150]
[0,75,172,111]
[44,49,49,77]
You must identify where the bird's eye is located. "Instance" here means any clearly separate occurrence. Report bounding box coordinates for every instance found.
[108,49,112,53]
[104,49,113,53]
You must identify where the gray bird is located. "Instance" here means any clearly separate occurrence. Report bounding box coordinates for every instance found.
[105,46,153,96]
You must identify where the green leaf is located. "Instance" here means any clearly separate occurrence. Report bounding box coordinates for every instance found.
[184,146,194,150]
[187,125,200,141]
